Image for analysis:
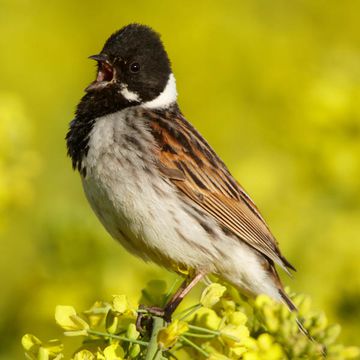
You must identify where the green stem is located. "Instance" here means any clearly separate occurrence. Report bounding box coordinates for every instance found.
[187,325,221,335]
[164,277,182,305]
[183,332,216,339]
[87,329,148,346]
[145,316,165,360]
[187,325,240,342]
[177,304,202,321]
[180,336,209,357]
[175,303,200,317]
[153,348,163,360]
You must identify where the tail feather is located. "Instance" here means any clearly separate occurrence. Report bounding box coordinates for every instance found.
[265,259,326,357]
[280,255,297,273]
[279,289,327,358]
[279,288,297,312]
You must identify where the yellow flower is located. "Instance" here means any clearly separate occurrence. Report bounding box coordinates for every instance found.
[263,306,279,332]
[128,344,141,358]
[229,344,249,358]
[42,340,64,358]
[22,334,64,360]
[221,324,250,347]
[254,295,273,309]
[106,309,136,334]
[219,298,236,313]
[192,307,221,330]
[127,323,140,340]
[83,301,109,328]
[101,343,125,360]
[200,283,227,308]
[112,295,129,313]
[243,334,284,360]
[228,311,247,326]
[157,320,189,349]
[257,333,273,351]
[55,305,89,335]
[243,353,259,360]
[22,334,42,352]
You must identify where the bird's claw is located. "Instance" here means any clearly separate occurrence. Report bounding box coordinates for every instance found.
[136,305,172,333]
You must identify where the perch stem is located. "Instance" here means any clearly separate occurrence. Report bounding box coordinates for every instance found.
[145,316,165,360]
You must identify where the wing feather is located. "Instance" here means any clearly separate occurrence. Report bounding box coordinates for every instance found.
[146,108,295,273]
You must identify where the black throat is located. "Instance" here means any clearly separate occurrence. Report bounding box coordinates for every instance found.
[66,87,137,173]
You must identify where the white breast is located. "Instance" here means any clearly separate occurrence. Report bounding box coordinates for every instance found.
[81,108,218,270]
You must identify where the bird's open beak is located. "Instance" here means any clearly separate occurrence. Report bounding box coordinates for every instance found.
[85,54,115,92]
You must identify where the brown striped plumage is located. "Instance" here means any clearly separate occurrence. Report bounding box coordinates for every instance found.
[145,107,295,275]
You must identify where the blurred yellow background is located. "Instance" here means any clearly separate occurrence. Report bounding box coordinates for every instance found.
[1,0,359,358]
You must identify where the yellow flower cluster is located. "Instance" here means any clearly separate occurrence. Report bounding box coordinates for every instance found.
[22,281,360,360]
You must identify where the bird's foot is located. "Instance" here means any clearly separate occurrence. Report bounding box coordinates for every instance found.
[136,305,172,333]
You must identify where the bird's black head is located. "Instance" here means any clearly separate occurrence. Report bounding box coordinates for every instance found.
[76,24,176,122]
[68,24,177,172]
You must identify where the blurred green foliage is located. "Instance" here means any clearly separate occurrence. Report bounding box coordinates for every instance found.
[22,282,359,359]
[0,0,359,358]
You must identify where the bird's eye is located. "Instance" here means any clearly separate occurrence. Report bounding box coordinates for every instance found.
[129,62,140,73]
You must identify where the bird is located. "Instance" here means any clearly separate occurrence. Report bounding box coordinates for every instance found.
[66,23,298,323]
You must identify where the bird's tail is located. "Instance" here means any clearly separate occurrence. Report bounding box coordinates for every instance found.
[279,289,327,358]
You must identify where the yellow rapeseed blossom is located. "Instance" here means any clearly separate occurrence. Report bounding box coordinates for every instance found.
[106,308,136,334]
[83,301,109,328]
[22,334,42,353]
[55,305,89,335]
[243,334,284,360]
[192,307,222,330]
[22,286,360,359]
[22,334,63,360]
[227,311,247,326]
[112,295,129,313]
[220,324,250,347]
[127,323,140,340]
[200,283,227,308]
[128,344,141,358]
[157,320,189,349]
[97,343,125,360]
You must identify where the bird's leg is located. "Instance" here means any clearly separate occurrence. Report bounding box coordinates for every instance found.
[136,271,205,332]
[163,271,205,322]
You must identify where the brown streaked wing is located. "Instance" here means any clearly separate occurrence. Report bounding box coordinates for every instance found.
[146,108,295,273]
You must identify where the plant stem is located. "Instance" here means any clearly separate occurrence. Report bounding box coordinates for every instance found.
[177,304,202,321]
[180,336,209,357]
[164,277,181,305]
[183,332,216,339]
[187,325,240,342]
[174,303,200,318]
[145,316,165,360]
[187,325,221,335]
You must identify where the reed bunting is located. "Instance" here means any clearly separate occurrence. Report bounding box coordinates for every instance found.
[66,23,299,322]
